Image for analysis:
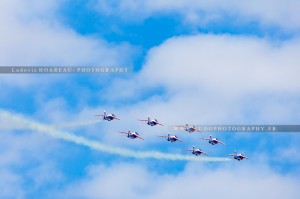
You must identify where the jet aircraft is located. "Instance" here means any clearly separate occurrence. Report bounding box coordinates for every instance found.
[94,111,120,121]
[119,131,144,140]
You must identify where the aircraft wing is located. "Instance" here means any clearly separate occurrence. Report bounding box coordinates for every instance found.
[136,135,144,140]
[156,122,164,126]
[94,114,104,117]
[191,127,202,132]
[227,154,236,156]
[138,119,148,122]
[158,135,168,138]
[182,148,193,151]
[119,131,129,135]
[200,138,210,141]
[176,138,184,142]
[114,117,121,120]
[218,140,225,145]
[243,156,250,160]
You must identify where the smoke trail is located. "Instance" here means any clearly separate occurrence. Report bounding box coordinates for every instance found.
[0,110,230,162]
[55,120,100,128]
[1,118,100,129]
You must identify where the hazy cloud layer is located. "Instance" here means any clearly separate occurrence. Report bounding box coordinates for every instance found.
[95,0,300,31]
[59,162,300,199]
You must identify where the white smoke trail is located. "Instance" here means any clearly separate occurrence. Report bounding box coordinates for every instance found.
[55,120,100,128]
[0,110,230,162]
[1,118,100,129]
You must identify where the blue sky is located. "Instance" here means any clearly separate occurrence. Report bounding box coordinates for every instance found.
[1,0,300,198]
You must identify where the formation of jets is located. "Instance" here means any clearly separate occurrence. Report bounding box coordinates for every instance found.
[93,111,250,161]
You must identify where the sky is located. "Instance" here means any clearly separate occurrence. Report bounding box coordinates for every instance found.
[1,0,300,198]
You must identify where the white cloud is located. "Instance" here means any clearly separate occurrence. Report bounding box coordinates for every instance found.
[104,34,300,125]
[26,162,65,192]
[0,0,135,88]
[97,0,300,30]
[59,162,300,199]
[0,169,25,198]
[273,144,300,164]
[0,130,65,198]
[95,0,300,31]
[141,35,300,93]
